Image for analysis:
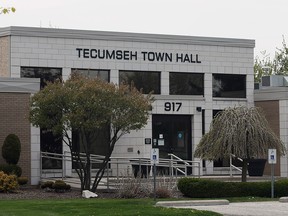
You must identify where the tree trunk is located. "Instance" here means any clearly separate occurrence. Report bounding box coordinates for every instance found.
[91,134,119,192]
[79,128,92,191]
[242,159,248,182]
[84,158,91,190]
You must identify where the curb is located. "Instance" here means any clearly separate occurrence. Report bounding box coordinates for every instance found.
[155,199,229,207]
[279,197,288,203]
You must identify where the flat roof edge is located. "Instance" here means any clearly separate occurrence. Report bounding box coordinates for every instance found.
[255,87,288,101]
[0,77,40,93]
[0,26,255,48]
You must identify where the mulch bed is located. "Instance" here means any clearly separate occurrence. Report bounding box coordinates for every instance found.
[0,186,116,200]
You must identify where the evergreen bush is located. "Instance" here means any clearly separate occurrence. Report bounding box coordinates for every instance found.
[41,181,54,189]
[41,180,71,193]
[177,177,288,198]
[0,164,22,177]
[2,134,21,165]
[52,180,71,192]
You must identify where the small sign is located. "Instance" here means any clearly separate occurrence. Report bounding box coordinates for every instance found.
[145,138,151,144]
[268,149,277,164]
[151,148,159,164]
[158,139,164,146]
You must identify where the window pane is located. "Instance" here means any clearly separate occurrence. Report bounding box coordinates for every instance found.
[21,67,62,89]
[213,74,246,98]
[21,67,62,169]
[71,69,110,82]
[72,127,110,169]
[170,72,204,95]
[119,70,160,94]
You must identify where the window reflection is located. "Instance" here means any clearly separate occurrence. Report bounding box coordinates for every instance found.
[21,67,62,89]
[213,74,246,98]
[170,72,204,95]
[119,70,160,94]
[71,69,110,82]
[21,67,63,169]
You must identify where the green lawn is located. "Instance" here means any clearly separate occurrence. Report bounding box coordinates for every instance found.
[0,198,221,216]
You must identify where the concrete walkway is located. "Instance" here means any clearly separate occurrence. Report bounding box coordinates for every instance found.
[158,200,288,216]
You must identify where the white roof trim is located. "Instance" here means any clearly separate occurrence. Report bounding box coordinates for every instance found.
[0,26,255,48]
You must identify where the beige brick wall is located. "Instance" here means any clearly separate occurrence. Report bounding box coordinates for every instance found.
[0,93,31,182]
[0,36,10,77]
[255,100,280,176]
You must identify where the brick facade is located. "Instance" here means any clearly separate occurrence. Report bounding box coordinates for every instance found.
[0,36,10,77]
[255,100,280,176]
[0,92,31,182]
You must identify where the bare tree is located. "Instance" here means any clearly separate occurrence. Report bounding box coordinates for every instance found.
[195,106,286,182]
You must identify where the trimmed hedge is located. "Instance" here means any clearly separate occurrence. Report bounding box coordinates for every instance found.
[177,177,288,198]
[2,134,21,165]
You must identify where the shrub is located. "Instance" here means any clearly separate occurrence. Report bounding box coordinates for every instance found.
[41,181,54,189]
[177,177,288,198]
[41,180,71,193]
[116,172,176,199]
[155,187,171,198]
[0,171,19,192]
[18,177,28,185]
[52,180,71,193]
[2,134,21,165]
[0,164,22,177]
[117,177,151,198]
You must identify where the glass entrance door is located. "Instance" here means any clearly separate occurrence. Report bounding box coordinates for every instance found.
[152,115,192,160]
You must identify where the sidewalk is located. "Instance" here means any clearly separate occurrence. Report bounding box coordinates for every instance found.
[163,201,288,216]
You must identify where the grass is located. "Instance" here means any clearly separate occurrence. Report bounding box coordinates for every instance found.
[0,198,221,216]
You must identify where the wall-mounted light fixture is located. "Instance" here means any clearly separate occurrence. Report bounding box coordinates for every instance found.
[196,107,202,112]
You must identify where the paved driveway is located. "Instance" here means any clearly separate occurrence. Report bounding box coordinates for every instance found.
[177,201,288,216]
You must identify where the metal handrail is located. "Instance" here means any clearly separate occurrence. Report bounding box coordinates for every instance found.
[40,151,201,188]
[230,154,243,177]
[168,153,201,177]
[168,153,190,165]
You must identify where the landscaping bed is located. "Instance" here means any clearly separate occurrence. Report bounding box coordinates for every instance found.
[0,186,116,200]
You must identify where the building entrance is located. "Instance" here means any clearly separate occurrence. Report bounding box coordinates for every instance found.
[152,115,192,160]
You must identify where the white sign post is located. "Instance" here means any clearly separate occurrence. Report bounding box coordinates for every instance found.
[268,149,277,198]
[151,148,159,201]
[151,148,159,165]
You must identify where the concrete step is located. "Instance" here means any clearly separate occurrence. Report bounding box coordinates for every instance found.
[156,200,229,207]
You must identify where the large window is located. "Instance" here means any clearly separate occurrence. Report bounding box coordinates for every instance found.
[21,67,63,169]
[71,69,110,167]
[170,72,204,95]
[72,127,110,169]
[213,74,246,98]
[119,70,160,94]
[71,69,110,82]
[21,67,62,89]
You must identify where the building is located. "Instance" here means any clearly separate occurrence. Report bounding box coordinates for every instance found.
[0,26,255,185]
[255,75,288,177]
